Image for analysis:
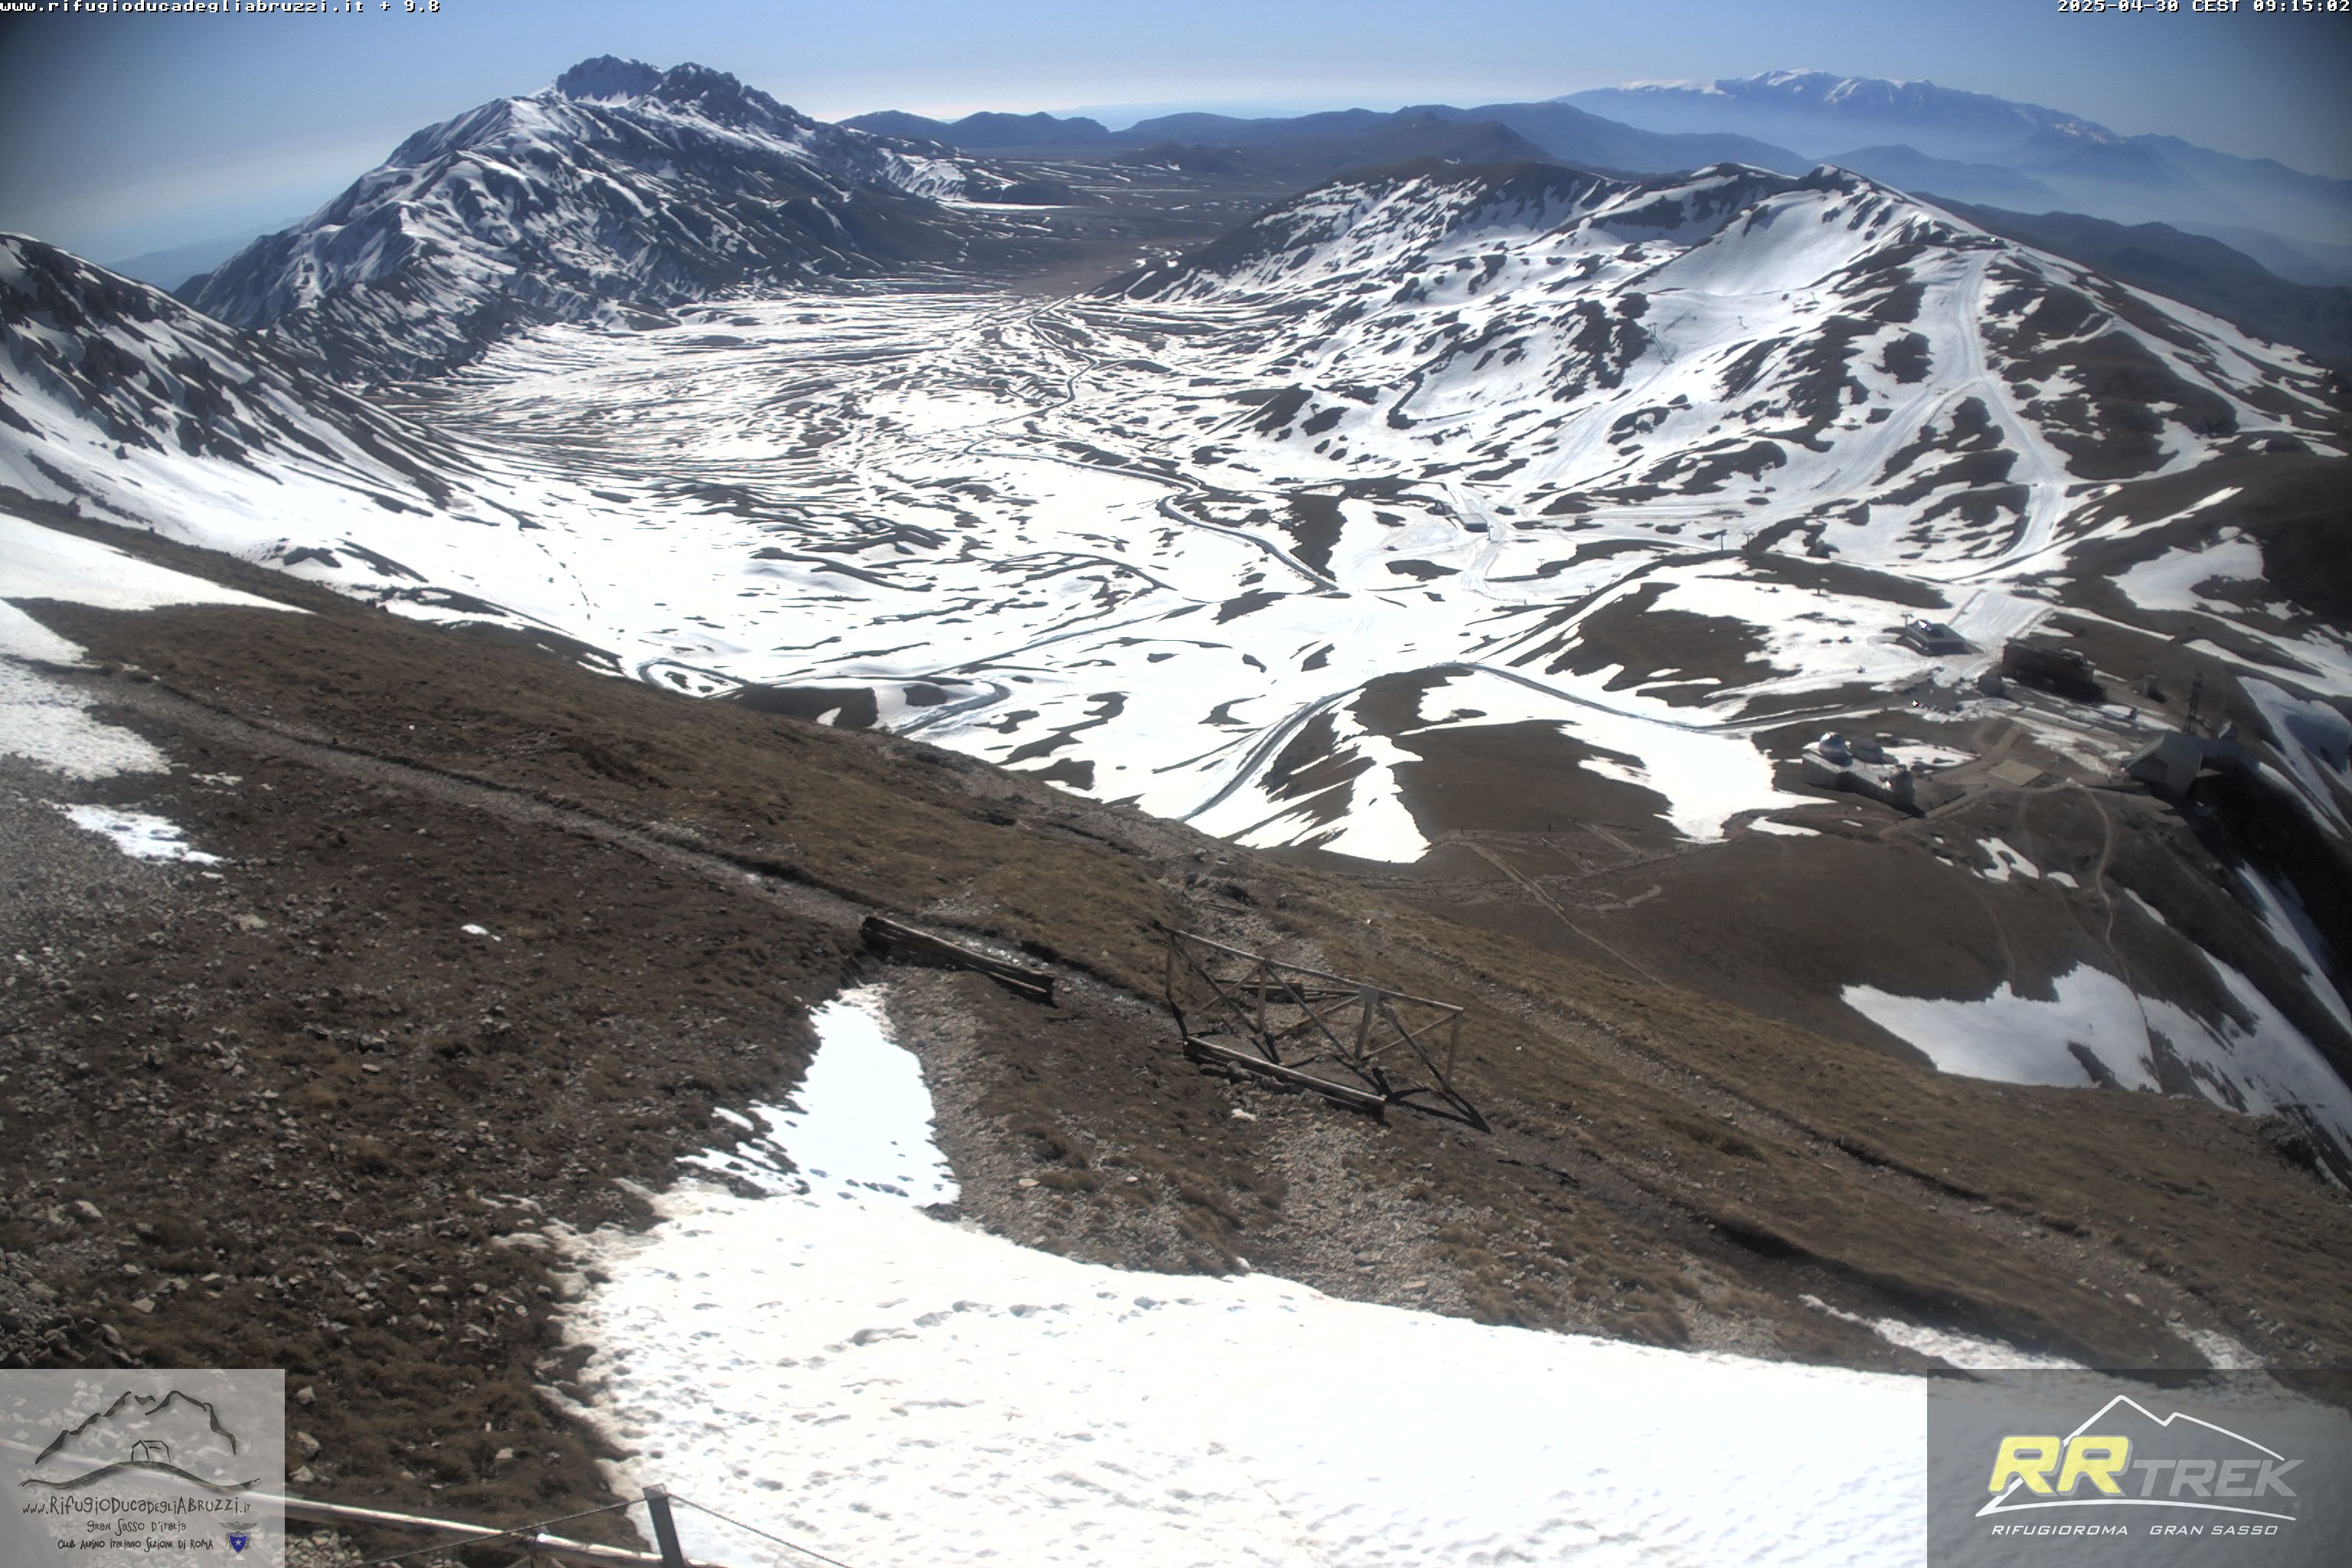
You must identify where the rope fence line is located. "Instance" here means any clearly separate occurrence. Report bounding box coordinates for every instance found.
[353,1498,642,1567]
[328,1485,874,1568]
[674,1494,866,1568]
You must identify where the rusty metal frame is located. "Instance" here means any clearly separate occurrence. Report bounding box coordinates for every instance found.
[1162,928,1484,1127]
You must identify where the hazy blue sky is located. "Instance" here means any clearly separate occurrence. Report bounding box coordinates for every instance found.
[1,0,2346,261]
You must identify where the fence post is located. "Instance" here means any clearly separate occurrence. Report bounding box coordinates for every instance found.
[642,1487,687,1568]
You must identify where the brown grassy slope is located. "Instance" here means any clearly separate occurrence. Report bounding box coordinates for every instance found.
[0,701,849,1544]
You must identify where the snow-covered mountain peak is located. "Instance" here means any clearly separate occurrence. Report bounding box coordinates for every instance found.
[1118,158,1941,307]
[1755,69,1873,94]
[377,57,831,174]
[1720,71,2114,136]
[1749,70,1934,101]
[549,54,671,103]
[177,62,998,384]
[1572,72,2122,164]
[547,57,809,133]
[1110,155,2337,595]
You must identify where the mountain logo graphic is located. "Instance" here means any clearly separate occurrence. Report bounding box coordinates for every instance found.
[1980,1394,2302,1524]
[228,1534,250,1553]
[18,1389,258,1495]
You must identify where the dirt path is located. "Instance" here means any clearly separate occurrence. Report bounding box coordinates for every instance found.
[1455,839,1674,991]
[75,669,880,939]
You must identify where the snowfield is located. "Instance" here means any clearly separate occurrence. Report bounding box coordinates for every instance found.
[557,989,1936,1568]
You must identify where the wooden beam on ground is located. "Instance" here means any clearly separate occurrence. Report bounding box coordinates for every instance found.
[861,914,1054,1001]
[1183,1035,1386,1113]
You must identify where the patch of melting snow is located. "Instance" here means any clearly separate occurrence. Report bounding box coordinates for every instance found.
[0,512,302,617]
[1403,667,1810,844]
[2236,864,2351,1035]
[1798,1295,2079,1373]
[1876,742,1968,771]
[2112,532,2265,616]
[2,518,301,781]
[1975,838,2040,883]
[2007,716,2128,779]
[685,990,957,1207]
[557,987,1931,1568]
[0,641,170,779]
[52,804,223,864]
[1844,959,2352,1166]
[2176,1325,2265,1371]
[1843,966,2151,1089]
[1749,817,1820,837]
[0,598,84,666]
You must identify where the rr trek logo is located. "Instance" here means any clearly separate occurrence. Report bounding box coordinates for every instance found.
[1982,1394,2301,1525]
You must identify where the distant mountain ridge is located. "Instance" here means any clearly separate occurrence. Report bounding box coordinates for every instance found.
[848,73,2348,279]
[1822,146,2060,213]
[1570,70,2352,256]
[104,223,296,293]
[1919,198,2352,376]
[843,109,1113,148]
[1571,70,2112,164]
[847,97,1810,181]
[852,96,2352,374]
